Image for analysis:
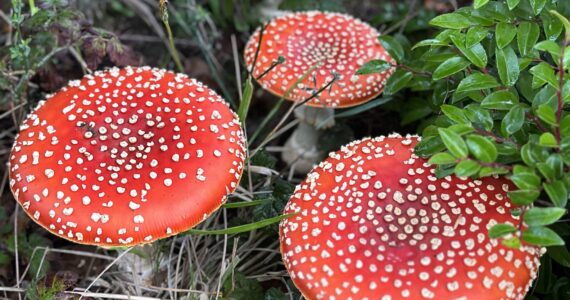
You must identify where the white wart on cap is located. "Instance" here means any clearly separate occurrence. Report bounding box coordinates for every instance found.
[9,66,246,246]
[280,134,543,300]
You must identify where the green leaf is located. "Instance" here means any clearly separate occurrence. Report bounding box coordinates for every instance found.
[429,13,472,29]
[502,236,521,248]
[466,26,489,47]
[495,23,517,49]
[186,213,297,235]
[378,35,405,62]
[466,135,498,163]
[489,223,517,238]
[501,105,525,134]
[536,104,557,126]
[539,132,558,147]
[383,70,413,95]
[530,62,558,88]
[412,39,449,50]
[456,73,499,94]
[455,160,481,177]
[481,90,519,110]
[238,77,253,122]
[534,41,561,60]
[542,11,563,41]
[506,0,520,10]
[496,46,520,86]
[441,104,470,124]
[548,246,570,267]
[438,128,468,158]
[451,35,488,68]
[549,10,570,37]
[474,0,490,9]
[508,189,540,205]
[465,104,494,130]
[510,172,541,189]
[517,22,540,56]
[529,0,547,15]
[522,226,565,246]
[414,136,446,157]
[432,57,470,80]
[428,152,457,165]
[544,180,568,207]
[524,207,566,227]
[356,59,391,75]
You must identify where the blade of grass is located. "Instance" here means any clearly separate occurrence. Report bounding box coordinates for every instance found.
[186,213,296,235]
[237,77,253,123]
[159,0,184,73]
[222,199,270,209]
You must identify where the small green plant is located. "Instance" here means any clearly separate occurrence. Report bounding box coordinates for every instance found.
[360,0,570,250]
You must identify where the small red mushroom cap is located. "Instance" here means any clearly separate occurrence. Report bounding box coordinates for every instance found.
[244,11,395,108]
[280,134,543,300]
[9,66,246,246]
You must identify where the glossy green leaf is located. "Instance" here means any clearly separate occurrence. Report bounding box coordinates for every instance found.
[524,207,566,227]
[456,73,499,94]
[495,23,517,49]
[539,132,558,147]
[517,22,540,56]
[412,39,449,50]
[356,59,392,75]
[508,189,540,205]
[454,160,481,177]
[474,0,490,9]
[378,35,405,63]
[433,57,470,80]
[429,13,472,29]
[522,226,565,246]
[438,128,468,158]
[530,0,547,15]
[548,246,570,267]
[489,223,517,238]
[544,180,568,207]
[536,105,556,127]
[550,10,570,37]
[496,46,520,86]
[481,90,519,110]
[383,70,413,95]
[441,104,470,124]
[428,152,457,165]
[530,62,558,88]
[501,105,525,134]
[506,0,520,10]
[451,34,488,68]
[465,104,494,130]
[534,40,561,60]
[509,172,541,189]
[466,26,489,47]
[466,135,498,163]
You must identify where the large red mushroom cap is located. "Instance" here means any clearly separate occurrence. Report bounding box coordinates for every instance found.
[244,11,395,108]
[9,66,246,246]
[280,134,543,300]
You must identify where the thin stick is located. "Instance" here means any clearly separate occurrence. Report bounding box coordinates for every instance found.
[14,205,21,300]
[79,247,133,300]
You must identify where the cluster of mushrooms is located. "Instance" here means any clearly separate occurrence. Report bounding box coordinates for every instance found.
[9,11,544,300]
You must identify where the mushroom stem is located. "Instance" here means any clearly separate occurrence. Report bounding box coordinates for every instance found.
[281,106,334,174]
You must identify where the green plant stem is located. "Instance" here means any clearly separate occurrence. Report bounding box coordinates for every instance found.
[162,18,184,73]
[28,0,37,16]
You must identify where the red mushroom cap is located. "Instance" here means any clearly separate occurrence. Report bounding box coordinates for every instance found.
[280,134,543,300]
[244,11,395,108]
[9,66,246,246]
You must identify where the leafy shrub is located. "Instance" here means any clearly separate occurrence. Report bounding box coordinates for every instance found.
[362,1,570,249]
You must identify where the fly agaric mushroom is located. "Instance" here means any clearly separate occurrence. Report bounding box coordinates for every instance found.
[9,66,246,246]
[280,134,543,300]
[244,11,395,174]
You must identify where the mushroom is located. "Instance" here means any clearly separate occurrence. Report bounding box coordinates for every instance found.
[244,11,394,174]
[280,134,543,300]
[9,66,246,246]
